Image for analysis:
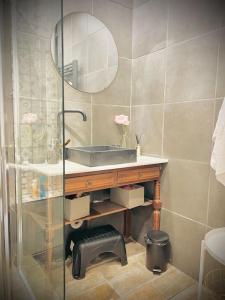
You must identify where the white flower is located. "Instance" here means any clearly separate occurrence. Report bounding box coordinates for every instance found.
[114,115,130,126]
[22,113,38,124]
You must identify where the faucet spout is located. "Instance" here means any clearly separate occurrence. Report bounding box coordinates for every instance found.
[57,109,87,148]
[58,109,87,122]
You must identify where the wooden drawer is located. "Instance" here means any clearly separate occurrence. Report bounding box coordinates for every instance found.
[117,166,160,185]
[65,172,116,194]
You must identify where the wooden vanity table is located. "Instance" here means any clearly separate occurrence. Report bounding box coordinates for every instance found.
[17,155,167,271]
[65,156,168,233]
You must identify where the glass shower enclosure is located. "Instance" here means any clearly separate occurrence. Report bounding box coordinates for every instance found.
[0,0,65,298]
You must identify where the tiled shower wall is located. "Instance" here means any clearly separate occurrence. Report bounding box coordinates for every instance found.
[131,0,225,280]
[16,1,63,200]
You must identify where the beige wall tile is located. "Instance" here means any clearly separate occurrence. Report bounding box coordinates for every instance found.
[111,0,133,9]
[20,124,32,148]
[166,32,219,102]
[213,98,223,127]
[161,209,205,279]
[93,58,131,106]
[163,101,214,162]
[168,0,223,46]
[17,0,61,39]
[133,0,149,8]
[92,105,130,146]
[64,101,91,147]
[64,82,91,103]
[132,50,165,105]
[63,0,92,16]
[161,159,210,223]
[216,29,225,98]
[208,171,225,228]
[207,99,225,227]
[93,0,132,58]
[131,105,163,155]
[132,0,168,58]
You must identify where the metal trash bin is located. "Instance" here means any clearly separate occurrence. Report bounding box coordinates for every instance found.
[145,230,170,274]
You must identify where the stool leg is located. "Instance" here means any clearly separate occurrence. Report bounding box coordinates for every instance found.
[114,240,128,266]
[198,240,205,300]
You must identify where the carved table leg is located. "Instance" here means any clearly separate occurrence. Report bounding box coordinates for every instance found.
[46,197,53,273]
[153,180,162,230]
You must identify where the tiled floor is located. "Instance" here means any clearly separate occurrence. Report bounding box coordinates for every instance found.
[65,241,217,300]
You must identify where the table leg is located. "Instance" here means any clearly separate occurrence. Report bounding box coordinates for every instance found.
[123,210,131,239]
[153,180,161,230]
[198,240,205,300]
[46,197,53,273]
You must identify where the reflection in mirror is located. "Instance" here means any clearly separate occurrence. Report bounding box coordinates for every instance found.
[51,13,119,93]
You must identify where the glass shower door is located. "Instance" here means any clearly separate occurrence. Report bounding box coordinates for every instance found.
[1,0,65,299]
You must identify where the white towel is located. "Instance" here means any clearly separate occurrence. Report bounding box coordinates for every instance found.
[211,98,225,186]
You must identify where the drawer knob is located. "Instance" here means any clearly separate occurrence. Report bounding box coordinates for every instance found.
[86,180,92,186]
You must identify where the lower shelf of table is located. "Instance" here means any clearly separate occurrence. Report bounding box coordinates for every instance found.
[65,199,153,225]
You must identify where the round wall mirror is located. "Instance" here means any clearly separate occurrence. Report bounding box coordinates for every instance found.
[51,13,119,93]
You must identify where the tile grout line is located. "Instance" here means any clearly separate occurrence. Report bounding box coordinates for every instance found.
[129,50,133,148]
[91,94,93,145]
[205,28,221,231]
[214,27,221,101]
[119,56,132,61]
[131,97,222,107]
[92,104,131,108]
[132,26,225,61]
[117,264,191,300]
[165,27,222,50]
[132,46,166,61]
[168,283,197,300]
[205,168,212,233]
[205,101,216,231]
[161,0,170,157]
[162,207,215,229]
[141,152,211,166]
[110,0,133,10]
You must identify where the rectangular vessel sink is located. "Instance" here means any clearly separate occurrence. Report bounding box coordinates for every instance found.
[66,145,137,167]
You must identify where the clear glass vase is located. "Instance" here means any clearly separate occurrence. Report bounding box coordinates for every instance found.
[120,127,128,148]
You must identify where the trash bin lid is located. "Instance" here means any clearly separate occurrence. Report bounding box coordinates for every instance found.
[147,230,169,243]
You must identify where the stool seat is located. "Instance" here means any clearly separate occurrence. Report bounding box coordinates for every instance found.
[68,225,128,279]
[205,227,225,266]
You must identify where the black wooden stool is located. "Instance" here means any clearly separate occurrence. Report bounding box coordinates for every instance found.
[68,224,128,279]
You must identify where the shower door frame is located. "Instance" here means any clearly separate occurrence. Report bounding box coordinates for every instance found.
[1,0,66,298]
[0,0,12,297]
